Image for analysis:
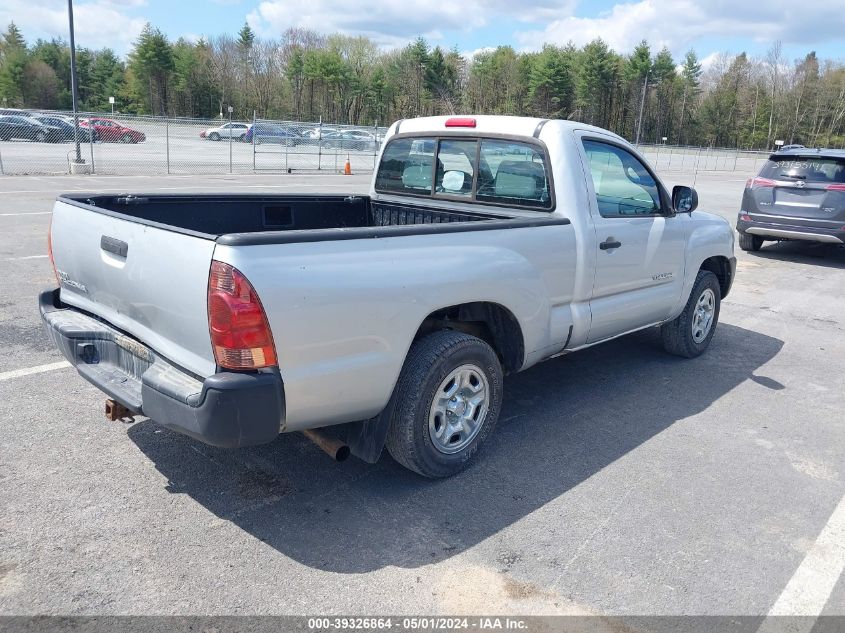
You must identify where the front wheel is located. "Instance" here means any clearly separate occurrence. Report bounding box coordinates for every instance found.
[35,131,47,142]
[661,270,721,358]
[120,133,132,143]
[386,330,503,478]
[738,232,763,252]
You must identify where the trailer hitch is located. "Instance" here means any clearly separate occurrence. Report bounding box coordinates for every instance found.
[105,399,135,423]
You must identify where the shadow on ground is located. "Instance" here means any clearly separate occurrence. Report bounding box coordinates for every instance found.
[129,322,783,573]
[750,241,845,269]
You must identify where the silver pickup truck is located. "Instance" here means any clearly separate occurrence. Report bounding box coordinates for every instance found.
[41,115,735,477]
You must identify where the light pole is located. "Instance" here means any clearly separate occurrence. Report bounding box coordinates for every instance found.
[228,105,233,174]
[635,71,652,146]
[67,0,83,165]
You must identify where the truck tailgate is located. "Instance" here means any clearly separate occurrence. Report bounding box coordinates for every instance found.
[50,199,217,378]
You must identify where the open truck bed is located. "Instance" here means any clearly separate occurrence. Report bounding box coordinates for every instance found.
[59,193,557,246]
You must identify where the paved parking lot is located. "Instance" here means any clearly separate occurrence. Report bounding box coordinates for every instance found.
[0,170,843,619]
[0,119,383,176]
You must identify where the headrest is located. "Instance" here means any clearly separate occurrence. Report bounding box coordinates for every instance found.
[495,161,544,198]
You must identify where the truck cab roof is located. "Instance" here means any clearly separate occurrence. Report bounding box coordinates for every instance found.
[390,115,627,144]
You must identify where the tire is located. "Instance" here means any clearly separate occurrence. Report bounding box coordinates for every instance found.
[738,231,763,252]
[120,133,132,144]
[386,330,503,478]
[35,131,47,143]
[661,270,721,358]
[209,132,220,141]
[238,134,246,142]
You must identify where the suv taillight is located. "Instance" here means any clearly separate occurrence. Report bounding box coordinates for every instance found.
[745,177,777,189]
[208,260,277,370]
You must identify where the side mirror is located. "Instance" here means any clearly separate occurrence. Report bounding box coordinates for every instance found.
[672,185,698,213]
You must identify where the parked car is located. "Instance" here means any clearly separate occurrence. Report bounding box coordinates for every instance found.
[321,129,378,151]
[85,118,146,143]
[29,114,97,143]
[41,115,735,478]
[200,122,250,142]
[0,115,62,142]
[299,126,338,145]
[736,147,845,251]
[244,123,300,146]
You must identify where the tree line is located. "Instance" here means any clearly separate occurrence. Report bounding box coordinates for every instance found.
[1,21,844,149]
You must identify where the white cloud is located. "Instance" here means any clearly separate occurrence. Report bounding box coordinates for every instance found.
[461,47,496,61]
[515,0,845,56]
[0,0,147,54]
[247,0,577,47]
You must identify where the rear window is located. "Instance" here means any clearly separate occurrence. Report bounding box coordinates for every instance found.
[759,157,845,184]
[375,136,552,209]
[374,137,436,196]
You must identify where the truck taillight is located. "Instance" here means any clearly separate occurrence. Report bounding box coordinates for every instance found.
[826,183,845,191]
[208,260,277,370]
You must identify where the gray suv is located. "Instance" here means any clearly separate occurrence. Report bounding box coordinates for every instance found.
[736,148,845,251]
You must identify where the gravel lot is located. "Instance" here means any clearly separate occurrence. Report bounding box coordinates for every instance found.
[0,169,843,620]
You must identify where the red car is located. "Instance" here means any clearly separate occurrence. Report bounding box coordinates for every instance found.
[84,118,146,143]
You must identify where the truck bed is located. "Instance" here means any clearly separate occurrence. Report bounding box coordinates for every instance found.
[58,194,566,246]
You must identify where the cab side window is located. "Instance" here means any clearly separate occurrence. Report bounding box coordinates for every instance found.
[583,140,662,217]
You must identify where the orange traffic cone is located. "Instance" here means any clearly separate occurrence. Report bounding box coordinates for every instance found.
[344,155,352,175]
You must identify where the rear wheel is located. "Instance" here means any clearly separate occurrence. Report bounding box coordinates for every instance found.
[661,270,721,358]
[238,134,246,142]
[35,131,47,143]
[738,232,763,252]
[209,132,220,141]
[386,330,503,478]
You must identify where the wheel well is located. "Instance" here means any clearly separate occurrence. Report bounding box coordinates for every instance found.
[699,256,733,298]
[414,302,525,373]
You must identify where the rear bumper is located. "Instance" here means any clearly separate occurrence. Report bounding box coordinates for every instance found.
[737,215,845,244]
[39,289,285,448]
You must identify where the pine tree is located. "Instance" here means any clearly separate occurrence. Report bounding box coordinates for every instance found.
[0,22,28,106]
[127,23,174,114]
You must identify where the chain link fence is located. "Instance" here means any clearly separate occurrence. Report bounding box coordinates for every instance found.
[0,109,388,176]
[0,108,775,178]
[635,143,772,176]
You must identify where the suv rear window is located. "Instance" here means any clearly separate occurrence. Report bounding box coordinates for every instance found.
[375,136,552,209]
[759,157,845,184]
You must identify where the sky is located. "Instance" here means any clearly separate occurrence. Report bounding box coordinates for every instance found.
[3,0,845,67]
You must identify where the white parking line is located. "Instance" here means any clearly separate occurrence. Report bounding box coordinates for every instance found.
[757,492,845,632]
[0,211,53,216]
[4,255,48,261]
[0,361,71,382]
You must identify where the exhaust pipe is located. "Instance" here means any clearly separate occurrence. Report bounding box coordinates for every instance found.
[302,429,350,462]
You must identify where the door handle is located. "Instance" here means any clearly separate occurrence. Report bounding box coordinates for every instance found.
[600,239,622,250]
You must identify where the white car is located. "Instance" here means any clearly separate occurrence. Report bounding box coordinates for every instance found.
[200,122,250,141]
